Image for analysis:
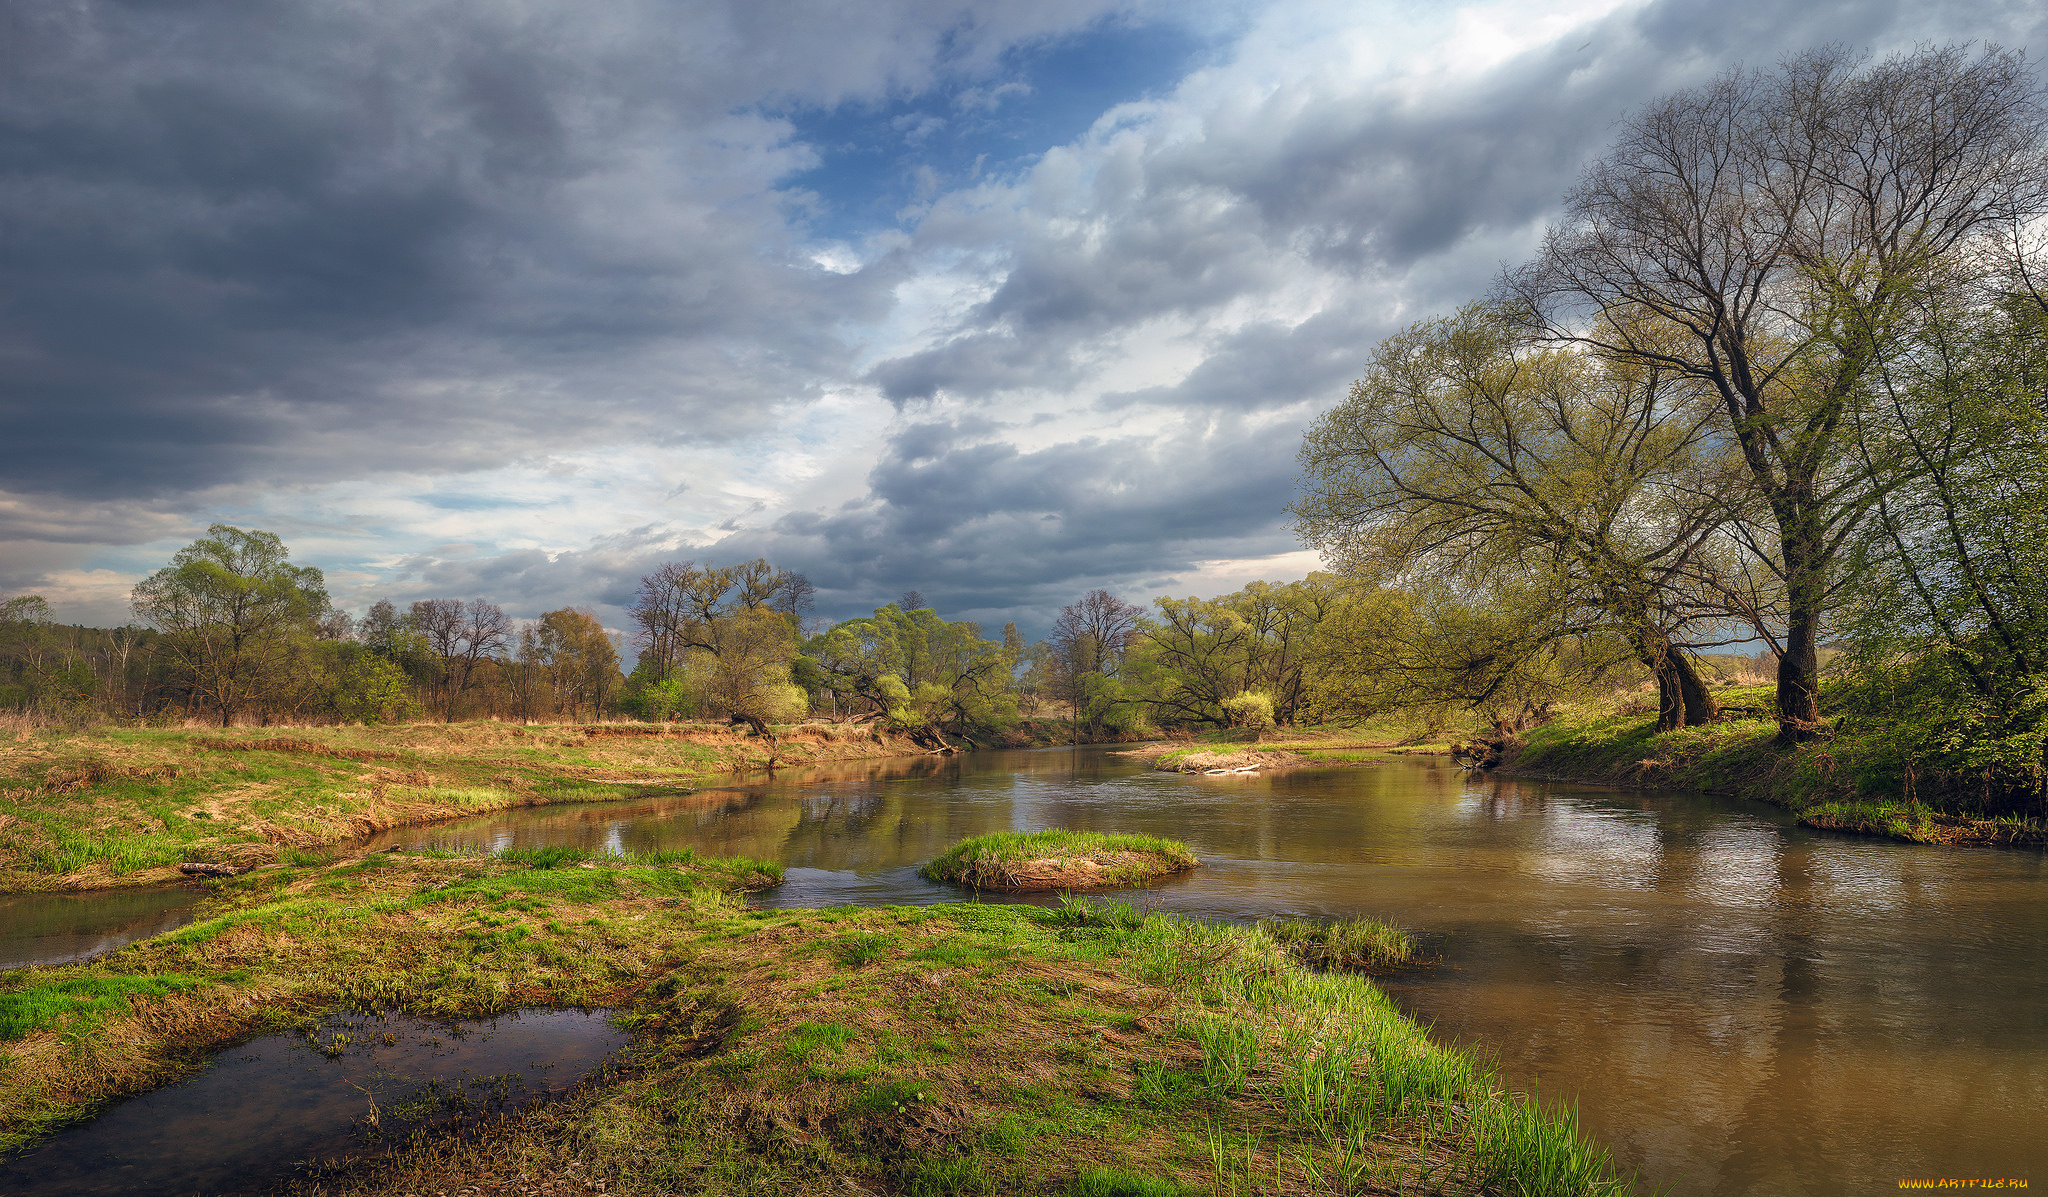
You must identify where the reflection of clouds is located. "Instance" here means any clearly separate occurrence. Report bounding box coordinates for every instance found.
[1686,824,1781,910]
[1522,804,1664,891]
[1806,846,1908,913]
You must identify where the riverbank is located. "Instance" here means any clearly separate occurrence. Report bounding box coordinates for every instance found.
[0,721,945,893]
[1122,727,1455,775]
[0,852,1638,1196]
[1499,705,2048,849]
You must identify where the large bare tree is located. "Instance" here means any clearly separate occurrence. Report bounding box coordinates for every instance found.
[1507,44,2048,741]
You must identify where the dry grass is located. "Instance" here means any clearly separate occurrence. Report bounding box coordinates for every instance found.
[0,722,941,894]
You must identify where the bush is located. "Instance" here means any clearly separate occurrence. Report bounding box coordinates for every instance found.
[1219,690,1275,730]
[1831,654,2048,815]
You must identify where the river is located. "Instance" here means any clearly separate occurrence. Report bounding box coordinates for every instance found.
[10,746,2045,1193]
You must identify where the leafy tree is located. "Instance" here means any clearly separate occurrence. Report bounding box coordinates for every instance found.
[131,525,331,726]
[1832,282,2048,810]
[1508,44,2048,741]
[803,603,1013,741]
[522,608,623,719]
[698,607,803,734]
[1295,305,1737,730]
[627,558,810,681]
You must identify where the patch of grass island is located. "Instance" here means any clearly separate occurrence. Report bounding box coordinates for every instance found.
[920,829,1198,891]
[0,852,1641,1196]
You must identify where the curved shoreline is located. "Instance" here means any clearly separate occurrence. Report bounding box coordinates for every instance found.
[0,723,950,895]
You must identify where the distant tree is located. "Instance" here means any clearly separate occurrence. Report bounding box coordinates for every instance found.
[628,558,809,681]
[696,608,802,735]
[410,598,511,721]
[131,525,331,726]
[899,590,928,613]
[524,608,622,719]
[1050,590,1143,730]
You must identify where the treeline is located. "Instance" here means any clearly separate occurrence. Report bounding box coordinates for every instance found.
[0,528,626,726]
[0,527,1670,743]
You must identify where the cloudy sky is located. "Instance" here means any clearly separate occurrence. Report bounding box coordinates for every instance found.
[4,0,2043,637]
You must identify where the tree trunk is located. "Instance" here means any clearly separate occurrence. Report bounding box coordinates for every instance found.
[1672,651,1720,726]
[1653,657,1684,733]
[1776,533,1827,744]
[1776,614,1823,744]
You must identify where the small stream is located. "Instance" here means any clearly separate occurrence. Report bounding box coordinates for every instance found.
[0,887,205,971]
[0,1009,626,1196]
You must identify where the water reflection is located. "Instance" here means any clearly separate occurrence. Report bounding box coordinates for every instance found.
[0,887,205,970]
[371,746,2048,1194]
[0,1009,625,1196]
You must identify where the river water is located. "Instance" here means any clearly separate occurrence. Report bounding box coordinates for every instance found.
[365,746,2048,1195]
[6,746,2043,1193]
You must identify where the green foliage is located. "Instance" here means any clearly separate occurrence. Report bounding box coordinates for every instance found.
[323,643,423,724]
[1219,690,1275,729]
[1831,655,2048,814]
[0,974,202,1041]
[806,603,1016,735]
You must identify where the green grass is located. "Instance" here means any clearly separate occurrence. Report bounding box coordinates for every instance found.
[1069,1168,1184,1197]
[921,830,1198,889]
[0,974,203,1041]
[1256,916,1416,971]
[0,866,1645,1195]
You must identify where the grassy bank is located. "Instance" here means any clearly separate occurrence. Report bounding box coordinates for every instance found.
[921,831,1200,891]
[1504,693,2048,848]
[0,854,1640,1196]
[0,721,938,893]
[1124,725,1459,776]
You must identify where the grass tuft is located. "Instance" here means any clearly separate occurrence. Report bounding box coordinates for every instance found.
[1256,915,1416,971]
[497,845,590,870]
[1068,1168,1184,1197]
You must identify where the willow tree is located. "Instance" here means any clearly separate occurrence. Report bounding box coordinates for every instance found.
[1507,44,2048,741]
[131,525,331,726]
[1295,305,1736,731]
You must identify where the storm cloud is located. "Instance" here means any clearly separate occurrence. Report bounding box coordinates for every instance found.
[4,0,2042,633]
